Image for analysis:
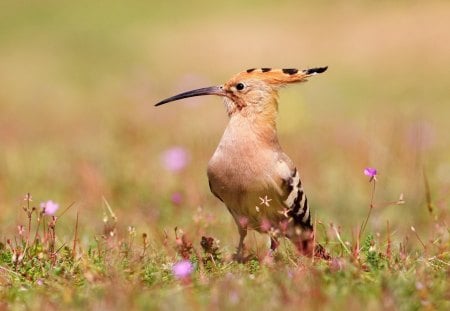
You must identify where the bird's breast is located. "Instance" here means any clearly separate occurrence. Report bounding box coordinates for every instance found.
[207,137,282,211]
[208,151,263,200]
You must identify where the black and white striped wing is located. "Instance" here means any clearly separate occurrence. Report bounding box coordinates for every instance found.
[280,166,312,230]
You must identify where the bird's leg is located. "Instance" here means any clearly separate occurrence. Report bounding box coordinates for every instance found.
[264,236,279,262]
[298,236,314,257]
[270,236,279,252]
[291,229,331,260]
[234,225,247,263]
[260,235,279,265]
[291,229,314,257]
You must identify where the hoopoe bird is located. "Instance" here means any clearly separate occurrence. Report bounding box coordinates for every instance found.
[156,66,327,260]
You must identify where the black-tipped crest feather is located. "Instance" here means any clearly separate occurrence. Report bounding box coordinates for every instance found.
[304,66,328,75]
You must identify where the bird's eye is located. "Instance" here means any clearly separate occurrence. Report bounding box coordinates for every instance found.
[236,83,245,91]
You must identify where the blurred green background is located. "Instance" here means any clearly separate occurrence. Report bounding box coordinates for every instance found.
[1,1,449,248]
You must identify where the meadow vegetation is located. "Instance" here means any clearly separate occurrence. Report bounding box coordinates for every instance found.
[0,1,449,310]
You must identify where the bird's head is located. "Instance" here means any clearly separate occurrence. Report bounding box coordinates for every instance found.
[156,67,327,116]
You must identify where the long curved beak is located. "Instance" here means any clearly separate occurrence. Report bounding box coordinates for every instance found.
[155,86,227,107]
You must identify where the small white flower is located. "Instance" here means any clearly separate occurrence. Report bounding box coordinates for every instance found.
[259,195,272,207]
[278,208,290,218]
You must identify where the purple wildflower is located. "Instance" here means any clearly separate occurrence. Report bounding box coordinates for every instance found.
[364,167,377,181]
[171,192,183,205]
[40,200,59,215]
[161,147,190,172]
[364,168,377,177]
[172,260,193,279]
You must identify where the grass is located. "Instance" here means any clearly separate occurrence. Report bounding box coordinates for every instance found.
[0,188,449,310]
[1,1,450,310]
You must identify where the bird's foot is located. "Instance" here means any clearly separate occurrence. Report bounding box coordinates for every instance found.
[232,252,256,263]
[295,238,331,260]
[313,244,331,261]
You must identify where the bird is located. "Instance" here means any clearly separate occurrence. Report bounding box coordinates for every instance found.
[156,66,328,261]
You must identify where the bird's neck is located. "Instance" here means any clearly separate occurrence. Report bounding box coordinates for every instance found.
[223,98,280,149]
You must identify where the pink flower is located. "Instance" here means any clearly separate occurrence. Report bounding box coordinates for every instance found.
[238,216,249,228]
[364,167,377,182]
[171,192,183,205]
[260,218,272,232]
[17,225,25,236]
[172,260,193,279]
[40,200,59,215]
[161,147,190,172]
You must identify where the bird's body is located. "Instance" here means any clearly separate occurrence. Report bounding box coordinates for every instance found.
[156,67,327,259]
[207,112,306,234]
[207,116,288,229]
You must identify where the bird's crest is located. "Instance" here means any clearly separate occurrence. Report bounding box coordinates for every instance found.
[227,67,328,86]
